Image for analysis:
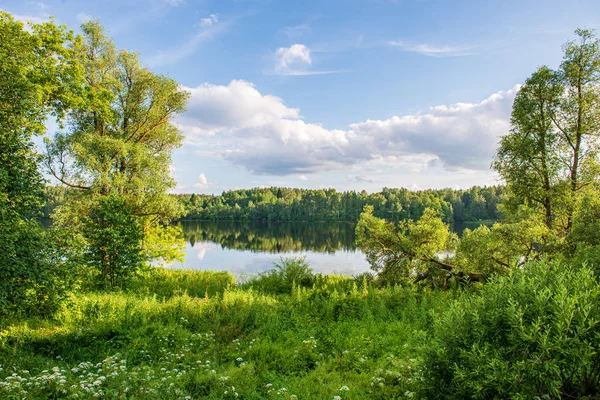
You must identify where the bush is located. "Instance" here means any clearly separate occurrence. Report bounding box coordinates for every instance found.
[0,217,77,316]
[423,260,600,399]
[247,256,316,294]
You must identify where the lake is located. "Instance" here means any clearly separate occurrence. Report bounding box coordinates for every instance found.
[170,220,489,277]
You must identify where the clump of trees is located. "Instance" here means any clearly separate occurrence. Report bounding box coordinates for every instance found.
[0,12,82,315]
[0,14,188,315]
[45,20,189,288]
[357,29,600,286]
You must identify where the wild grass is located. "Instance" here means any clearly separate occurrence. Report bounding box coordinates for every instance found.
[0,260,451,399]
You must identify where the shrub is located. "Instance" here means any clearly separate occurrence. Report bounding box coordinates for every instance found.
[0,218,75,316]
[423,260,600,399]
[247,256,316,294]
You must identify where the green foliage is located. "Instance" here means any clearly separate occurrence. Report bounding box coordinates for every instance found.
[142,224,186,267]
[493,66,565,230]
[246,256,316,294]
[176,185,504,224]
[0,267,447,399]
[42,20,189,287]
[494,29,600,239]
[455,216,549,275]
[569,190,600,273]
[129,268,235,299]
[0,217,77,316]
[423,260,600,399]
[0,13,82,316]
[82,193,144,288]
[355,205,456,284]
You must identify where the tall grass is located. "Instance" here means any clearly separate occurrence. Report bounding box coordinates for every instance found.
[0,260,449,399]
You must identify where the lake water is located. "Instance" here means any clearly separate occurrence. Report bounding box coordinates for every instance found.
[171,221,369,276]
[170,220,488,277]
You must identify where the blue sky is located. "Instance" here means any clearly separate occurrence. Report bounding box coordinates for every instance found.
[3,0,600,193]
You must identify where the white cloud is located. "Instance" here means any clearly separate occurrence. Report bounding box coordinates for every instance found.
[273,44,344,76]
[76,12,93,23]
[193,173,210,189]
[388,40,476,57]
[178,80,300,137]
[166,0,186,6]
[276,44,311,71]
[178,80,519,175]
[298,175,308,181]
[199,14,219,27]
[279,23,311,40]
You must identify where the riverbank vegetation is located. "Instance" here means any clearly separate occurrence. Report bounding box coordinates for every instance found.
[2,11,600,399]
[1,260,599,399]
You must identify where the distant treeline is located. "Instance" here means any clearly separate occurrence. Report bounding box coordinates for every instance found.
[175,186,504,223]
[44,185,504,223]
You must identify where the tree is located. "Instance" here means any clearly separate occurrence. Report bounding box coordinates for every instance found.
[355,206,491,285]
[454,216,548,275]
[46,21,188,285]
[556,29,600,230]
[493,66,564,230]
[494,29,600,239]
[0,12,82,314]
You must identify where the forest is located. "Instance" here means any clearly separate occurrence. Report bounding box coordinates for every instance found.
[175,185,503,223]
[42,184,503,223]
[1,10,600,399]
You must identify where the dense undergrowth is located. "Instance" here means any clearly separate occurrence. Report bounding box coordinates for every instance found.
[0,264,445,399]
[1,259,599,399]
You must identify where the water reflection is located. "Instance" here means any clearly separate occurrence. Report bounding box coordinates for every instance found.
[180,221,357,253]
[170,220,491,276]
[172,221,369,276]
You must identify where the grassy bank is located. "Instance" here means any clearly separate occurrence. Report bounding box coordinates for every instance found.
[0,266,451,399]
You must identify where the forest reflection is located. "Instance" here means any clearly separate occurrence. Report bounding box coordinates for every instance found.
[179,221,358,253]
[178,220,487,254]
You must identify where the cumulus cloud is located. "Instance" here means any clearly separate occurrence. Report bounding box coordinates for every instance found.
[193,173,210,189]
[298,175,308,181]
[388,40,476,57]
[276,44,311,71]
[178,80,518,175]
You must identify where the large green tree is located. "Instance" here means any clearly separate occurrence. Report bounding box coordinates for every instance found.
[494,29,600,236]
[493,67,564,230]
[0,12,82,314]
[46,21,188,285]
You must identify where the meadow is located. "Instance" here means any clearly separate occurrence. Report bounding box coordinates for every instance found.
[0,263,450,399]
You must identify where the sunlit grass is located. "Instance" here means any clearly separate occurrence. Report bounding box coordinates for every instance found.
[0,264,451,399]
